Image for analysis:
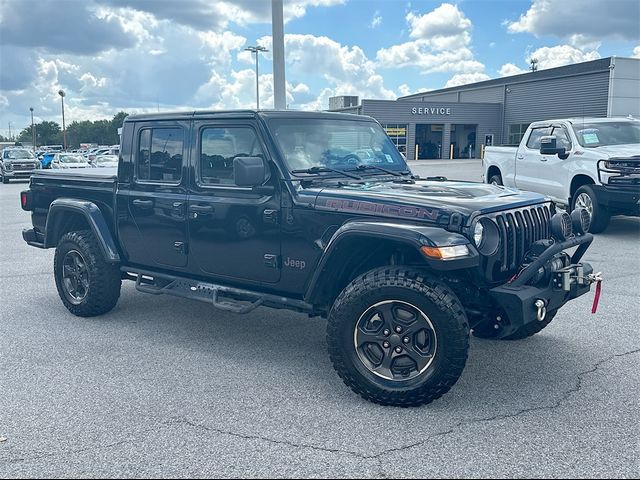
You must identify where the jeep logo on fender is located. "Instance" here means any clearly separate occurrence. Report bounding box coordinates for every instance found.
[284,257,306,269]
[319,198,439,220]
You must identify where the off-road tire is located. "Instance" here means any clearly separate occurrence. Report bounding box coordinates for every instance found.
[472,309,558,340]
[572,185,610,233]
[327,267,469,407]
[488,174,503,186]
[54,230,121,317]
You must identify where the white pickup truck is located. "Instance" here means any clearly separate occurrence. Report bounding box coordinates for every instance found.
[483,117,640,232]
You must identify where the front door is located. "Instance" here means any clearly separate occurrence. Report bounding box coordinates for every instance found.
[187,121,281,284]
[515,125,552,193]
[125,121,189,268]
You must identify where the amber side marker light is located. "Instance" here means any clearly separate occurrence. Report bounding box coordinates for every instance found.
[420,245,470,260]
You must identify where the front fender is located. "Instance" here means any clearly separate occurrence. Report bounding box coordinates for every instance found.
[304,220,478,304]
[44,198,120,262]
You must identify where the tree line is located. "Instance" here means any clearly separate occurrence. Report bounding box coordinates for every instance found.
[13,112,128,148]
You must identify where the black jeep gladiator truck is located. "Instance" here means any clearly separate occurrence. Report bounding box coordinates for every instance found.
[21,110,598,407]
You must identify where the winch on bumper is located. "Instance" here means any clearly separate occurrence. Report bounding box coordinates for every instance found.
[486,227,597,339]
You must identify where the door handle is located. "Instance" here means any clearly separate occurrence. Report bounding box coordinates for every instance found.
[517,155,524,159]
[132,199,153,209]
[540,157,548,162]
[189,204,214,214]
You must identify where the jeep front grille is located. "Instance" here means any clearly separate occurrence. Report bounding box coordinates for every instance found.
[493,204,552,273]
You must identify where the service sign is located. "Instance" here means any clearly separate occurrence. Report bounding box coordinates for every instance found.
[411,107,452,115]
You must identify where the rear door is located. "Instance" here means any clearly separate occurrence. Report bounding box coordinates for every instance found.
[186,120,281,284]
[123,121,190,268]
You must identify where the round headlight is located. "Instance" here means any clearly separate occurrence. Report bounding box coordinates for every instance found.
[473,221,484,247]
[570,208,591,235]
[473,218,500,255]
[550,211,573,241]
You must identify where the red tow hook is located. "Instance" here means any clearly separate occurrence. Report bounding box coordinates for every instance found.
[589,272,603,314]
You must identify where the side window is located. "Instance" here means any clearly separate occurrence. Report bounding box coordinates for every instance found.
[137,127,183,183]
[526,127,552,149]
[552,126,572,150]
[199,127,264,185]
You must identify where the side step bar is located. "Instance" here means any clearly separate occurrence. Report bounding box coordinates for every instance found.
[123,267,314,315]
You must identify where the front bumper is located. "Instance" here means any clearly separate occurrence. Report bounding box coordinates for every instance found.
[487,233,595,338]
[591,185,640,216]
[2,168,36,179]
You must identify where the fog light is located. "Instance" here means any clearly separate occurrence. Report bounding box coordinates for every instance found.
[550,212,573,241]
[571,208,591,235]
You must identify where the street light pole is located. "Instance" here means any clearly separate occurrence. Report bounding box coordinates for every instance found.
[245,45,268,110]
[29,107,35,151]
[58,89,67,149]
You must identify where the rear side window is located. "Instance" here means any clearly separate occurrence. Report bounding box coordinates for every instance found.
[137,127,184,183]
[526,127,552,149]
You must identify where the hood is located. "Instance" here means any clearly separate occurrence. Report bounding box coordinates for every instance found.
[582,144,640,159]
[310,178,547,224]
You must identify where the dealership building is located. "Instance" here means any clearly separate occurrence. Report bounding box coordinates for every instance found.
[330,56,640,160]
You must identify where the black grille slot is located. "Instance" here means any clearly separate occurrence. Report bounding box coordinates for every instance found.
[492,204,551,273]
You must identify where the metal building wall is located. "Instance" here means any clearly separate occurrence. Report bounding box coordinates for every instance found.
[360,100,502,160]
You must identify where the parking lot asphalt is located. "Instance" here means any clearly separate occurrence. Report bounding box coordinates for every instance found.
[1,163,639,478]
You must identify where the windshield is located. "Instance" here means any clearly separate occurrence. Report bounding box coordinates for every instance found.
[572,121,640,147]
[4,149,35,160]
[269,119,408,173]
[59,154,86,163]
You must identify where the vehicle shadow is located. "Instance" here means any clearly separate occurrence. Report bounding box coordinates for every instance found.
[603,216,640,236]
[100,284,600,412]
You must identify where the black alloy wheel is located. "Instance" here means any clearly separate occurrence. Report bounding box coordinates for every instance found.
[61,250,90,305]
[354,300,437,381]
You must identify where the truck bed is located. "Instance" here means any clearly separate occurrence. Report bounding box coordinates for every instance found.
[29,169,118,237]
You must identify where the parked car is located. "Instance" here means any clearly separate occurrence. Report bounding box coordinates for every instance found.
[40,152,56,169]
[21,110,599,407]
[1,148,39,183]
[483,117,640,232]
[92,154,119,168]
[50,153,92,169]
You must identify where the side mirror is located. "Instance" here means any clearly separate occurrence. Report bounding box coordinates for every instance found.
[540,136,567,158]
[233,156,267,187]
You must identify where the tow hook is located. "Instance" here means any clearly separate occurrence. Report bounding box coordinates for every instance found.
[587,272,603,314]
[534,299,547,322]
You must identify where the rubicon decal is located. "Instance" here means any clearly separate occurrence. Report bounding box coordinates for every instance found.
[318,198,439,220]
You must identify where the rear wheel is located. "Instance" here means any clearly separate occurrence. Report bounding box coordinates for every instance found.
[572,185,609,233]
[327,267,469,407]
[488,173,503,186]
[54,230,121,317]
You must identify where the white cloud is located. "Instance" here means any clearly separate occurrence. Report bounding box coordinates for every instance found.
[633,46,640,59]
[376,3,485,76]
[397,84,430,97]
[407,3,471,40]
[526,44,600,69]
[370,10,382,29]
[507,0,639,43]
[258,34,396,105]
[445,72,491,88]
[498,63,527,77]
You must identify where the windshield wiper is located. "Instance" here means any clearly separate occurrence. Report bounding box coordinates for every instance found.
[291,166,362,180]
[353,164,408,177]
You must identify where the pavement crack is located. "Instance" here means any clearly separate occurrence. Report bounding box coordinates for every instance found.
[371,348,640,459]
[164,417,370,460]
[4,438,136,465]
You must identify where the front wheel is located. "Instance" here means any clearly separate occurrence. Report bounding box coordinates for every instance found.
[572,185,610,233]
[327,267,469,407]
[54,230,121,317]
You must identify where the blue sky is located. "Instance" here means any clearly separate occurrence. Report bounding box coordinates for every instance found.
[1,0,639,136]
